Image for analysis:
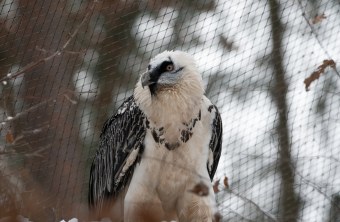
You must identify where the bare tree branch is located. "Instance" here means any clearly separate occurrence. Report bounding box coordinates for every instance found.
[228,209,256,222]
[0,0,97,84]
[296,0,340,78]
[0,91,72,125]
[295,170,340,211]
[0,144,49,157]
[227,188,278,222]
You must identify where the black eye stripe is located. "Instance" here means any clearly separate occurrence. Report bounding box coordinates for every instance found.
[166,64,174,72]
[174,67,184,73]
[159,61,174,72]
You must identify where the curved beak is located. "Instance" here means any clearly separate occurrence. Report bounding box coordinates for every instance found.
[141,71,155,88]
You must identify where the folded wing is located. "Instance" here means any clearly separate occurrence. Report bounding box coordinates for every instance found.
[207,105,223,180]
[88,96,146,209]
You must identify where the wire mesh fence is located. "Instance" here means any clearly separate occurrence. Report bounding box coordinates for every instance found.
[0,0,339,221]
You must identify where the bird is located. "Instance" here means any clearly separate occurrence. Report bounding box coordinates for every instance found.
[88,50,223,222]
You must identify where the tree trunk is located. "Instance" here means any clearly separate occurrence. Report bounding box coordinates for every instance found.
[12,0,85,220]
[268,0,300,221]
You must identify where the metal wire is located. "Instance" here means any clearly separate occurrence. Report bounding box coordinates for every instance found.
[0,0,339,221]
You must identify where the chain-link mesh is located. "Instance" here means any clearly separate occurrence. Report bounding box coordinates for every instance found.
[0,0,339,221]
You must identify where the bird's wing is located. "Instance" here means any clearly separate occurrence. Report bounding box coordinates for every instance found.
[207,105,223,181]
[88,96,146,209]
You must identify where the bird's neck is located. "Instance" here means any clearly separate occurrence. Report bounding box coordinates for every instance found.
[134,80,204,128]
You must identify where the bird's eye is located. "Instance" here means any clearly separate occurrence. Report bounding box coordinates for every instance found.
[166,64,174,72]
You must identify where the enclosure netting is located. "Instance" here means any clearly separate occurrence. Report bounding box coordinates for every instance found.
[0,0,339,221]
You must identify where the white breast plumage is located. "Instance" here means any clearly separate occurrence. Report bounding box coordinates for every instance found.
[88,50,223,221]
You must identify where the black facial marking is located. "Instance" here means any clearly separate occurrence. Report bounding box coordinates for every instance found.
[148,60,174,95]
[159,61,174,73]
[174,67,184,74]
[148,64,151,70]
[149,83,158,96]
[208,105,214,112]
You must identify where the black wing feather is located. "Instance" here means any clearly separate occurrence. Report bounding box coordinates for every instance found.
[208,105,223,181]
[88,96,146,209]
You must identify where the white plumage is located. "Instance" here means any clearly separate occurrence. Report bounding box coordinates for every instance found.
[89,50,222,222]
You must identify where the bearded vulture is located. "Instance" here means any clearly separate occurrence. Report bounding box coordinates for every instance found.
[89,50,223,222]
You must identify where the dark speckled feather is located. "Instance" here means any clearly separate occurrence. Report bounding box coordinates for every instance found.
[208,105,223,180]
[88,96,146,210]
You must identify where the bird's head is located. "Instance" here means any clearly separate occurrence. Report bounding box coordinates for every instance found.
[141,50,202,96]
